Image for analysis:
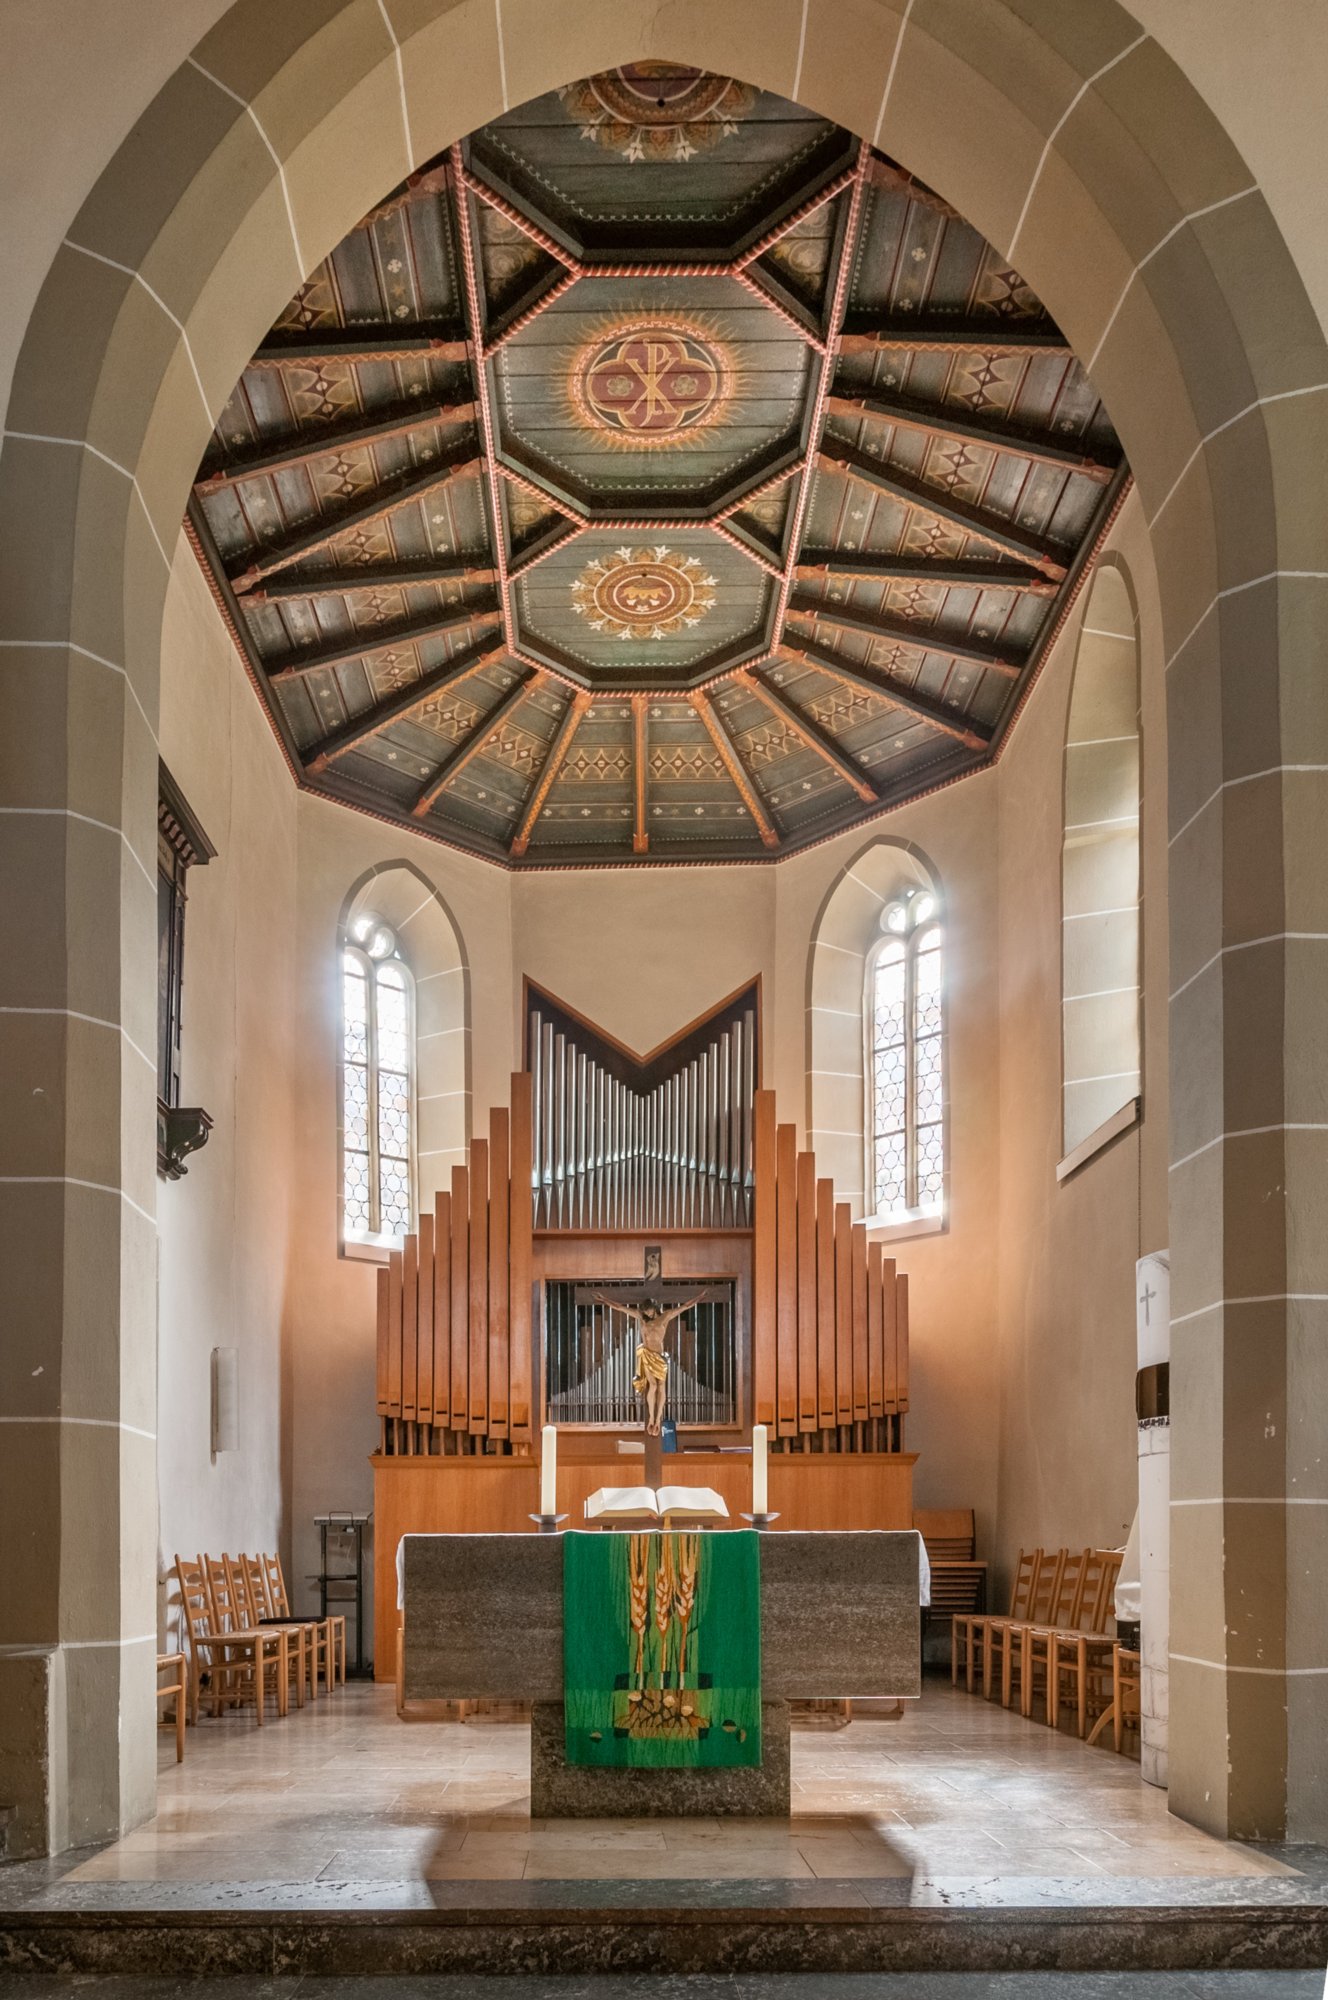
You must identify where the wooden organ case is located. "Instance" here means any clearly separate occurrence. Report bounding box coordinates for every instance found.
[371,982,916,1676]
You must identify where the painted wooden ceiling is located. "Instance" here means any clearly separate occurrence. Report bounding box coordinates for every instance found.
[190,63,1126,867]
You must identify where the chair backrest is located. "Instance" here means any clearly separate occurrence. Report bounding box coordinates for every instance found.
[1027,1547,1067,1623]
[1078,1548,1123,1632]
[263,1551,292,1617]
[237,1552,274,1622]
[1051,1548,1091,1627]
[915,1508,976,1561]
[224,1554,263,1628]
[1005,1548,1038,1618]
[174,1555,216,1656]
[204,1553,250,1634]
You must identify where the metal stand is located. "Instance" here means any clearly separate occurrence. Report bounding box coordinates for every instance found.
[740,1512,781,1531]
[313,1512,370,1676]
[529,1512,569,1535]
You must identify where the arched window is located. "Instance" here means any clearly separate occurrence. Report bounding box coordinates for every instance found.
[867,887,944,1222]
[342,914,415,1244]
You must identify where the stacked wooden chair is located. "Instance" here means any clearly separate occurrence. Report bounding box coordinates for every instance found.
[916,1508,987,1654]
[951,1542,1130,1746]
[1024,1546,1124,1736]
[173,1548,346,1733]
[175,1555,288,1726]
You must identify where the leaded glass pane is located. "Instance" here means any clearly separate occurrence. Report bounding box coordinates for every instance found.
[344,1060,369,1150]
[872,945,906,1055]
[378,1070,411,1165]
[376,964,409,1076]
[343,961,368,1064]
[343,1149,371,1233]
[874,1132,906,1214]
[380,1158,411,1235]
[916,1120,945,1204]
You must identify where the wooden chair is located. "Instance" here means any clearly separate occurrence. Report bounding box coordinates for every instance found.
[916,1509,988,1659]
[983,1548,1066,1706]
[176,1555,288,1726]
[1015,1548,1088,1715]
[227,1553,310,1708]
[954,1547,1034,1692]
[263,1552,340,1692]
[156,1651,186,1762]
[1044,1549,1125,1737]
[1088,1643,1142,1752]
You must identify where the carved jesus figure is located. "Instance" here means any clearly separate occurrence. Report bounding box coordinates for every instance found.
[590,1292,706,1437]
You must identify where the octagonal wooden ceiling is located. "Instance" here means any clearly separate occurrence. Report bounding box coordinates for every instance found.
[189,63,1126,867]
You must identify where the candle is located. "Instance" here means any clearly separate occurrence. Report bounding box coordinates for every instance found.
[752,1423,768,1516]
[540,1424,557,1517]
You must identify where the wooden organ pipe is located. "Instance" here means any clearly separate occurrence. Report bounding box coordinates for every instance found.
[376,1072,535,1456]
[750,1089,910,1454]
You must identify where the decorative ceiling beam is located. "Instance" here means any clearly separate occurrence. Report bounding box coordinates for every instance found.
[455,163,577,267]
[229,450,483,592]
[631,694,649,855]
[251,327,469,367]
[245,558,498,601]
[838,320,1071,357]
[712,457,804,522]
[788,595,1022,678]
[796,550,1057,596]
[450,141,519,659]
[510,690,592,857]
[733,267,826,351]
[267,602,501,684]
[712,521,784,578]
[779,631,993,751]
[482,270,579,356]
[772,142,873,638]
[363,163,450,226]
[195,399,477,491]
[691,689,780,848]
[734,668,878,802]
[864,155,959,218]
[817,437,1069,578]
[301,636,507,773]
[733,164,859,269]
[825,388,1117,481]
[411,669,539,818]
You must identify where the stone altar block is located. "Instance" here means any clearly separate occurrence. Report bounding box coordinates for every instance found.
[399,1530,921,1818]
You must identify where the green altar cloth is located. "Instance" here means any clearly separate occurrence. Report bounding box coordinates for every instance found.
[563,1530,761,1768]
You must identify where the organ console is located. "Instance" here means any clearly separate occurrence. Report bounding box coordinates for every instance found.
[370,985,916,1673]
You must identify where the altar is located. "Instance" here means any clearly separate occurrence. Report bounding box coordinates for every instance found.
[398,1529,922,1816]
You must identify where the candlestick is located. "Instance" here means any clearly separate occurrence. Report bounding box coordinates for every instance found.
[540,1423,557,1517]
[752,1423,768,1516]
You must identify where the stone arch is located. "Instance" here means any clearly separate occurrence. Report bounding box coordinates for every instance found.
[339,861,471,1234]
[807,834,942,1227]
[2,0,1324,1847]
[1060,559,1142,1162]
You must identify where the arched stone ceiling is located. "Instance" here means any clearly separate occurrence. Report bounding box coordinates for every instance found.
[189,61,1125,867]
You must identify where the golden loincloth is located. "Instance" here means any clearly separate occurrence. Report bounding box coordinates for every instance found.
[633,1343,669,1395]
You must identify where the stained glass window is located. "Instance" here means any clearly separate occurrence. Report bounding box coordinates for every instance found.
[342,916,415,1243]
[868,892,945,1222]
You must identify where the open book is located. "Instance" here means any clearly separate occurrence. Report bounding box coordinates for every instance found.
[584,1484,730,1525]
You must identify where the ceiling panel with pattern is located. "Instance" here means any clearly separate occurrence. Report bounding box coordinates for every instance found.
[189,61,1126,868]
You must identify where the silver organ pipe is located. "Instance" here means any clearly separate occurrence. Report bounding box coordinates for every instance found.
[526,993,757,1234]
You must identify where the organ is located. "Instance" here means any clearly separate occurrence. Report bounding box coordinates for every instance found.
[371,984,915,1675]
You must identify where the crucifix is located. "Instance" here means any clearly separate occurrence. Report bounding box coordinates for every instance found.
[575,1250,724,1487]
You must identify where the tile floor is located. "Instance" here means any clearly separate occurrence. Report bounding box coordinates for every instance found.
[0,1979,1323,1999]
[11,1676,1302,1898]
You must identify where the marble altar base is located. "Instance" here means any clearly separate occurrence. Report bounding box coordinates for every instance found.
[530,1698,791,1817]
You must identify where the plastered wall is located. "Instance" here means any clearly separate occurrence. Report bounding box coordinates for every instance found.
[155,541,297,1636]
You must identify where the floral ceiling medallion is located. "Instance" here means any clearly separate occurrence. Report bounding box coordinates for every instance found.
[560,64,756,163]
[571,546,717,641]
[569,318,732,448]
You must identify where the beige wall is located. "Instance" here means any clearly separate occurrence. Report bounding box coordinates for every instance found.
[993,490,1169,1581]
[155,539,297,1634]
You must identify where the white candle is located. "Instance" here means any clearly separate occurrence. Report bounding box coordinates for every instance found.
[540,1424,557,1517]
[752,1424,768,1516]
